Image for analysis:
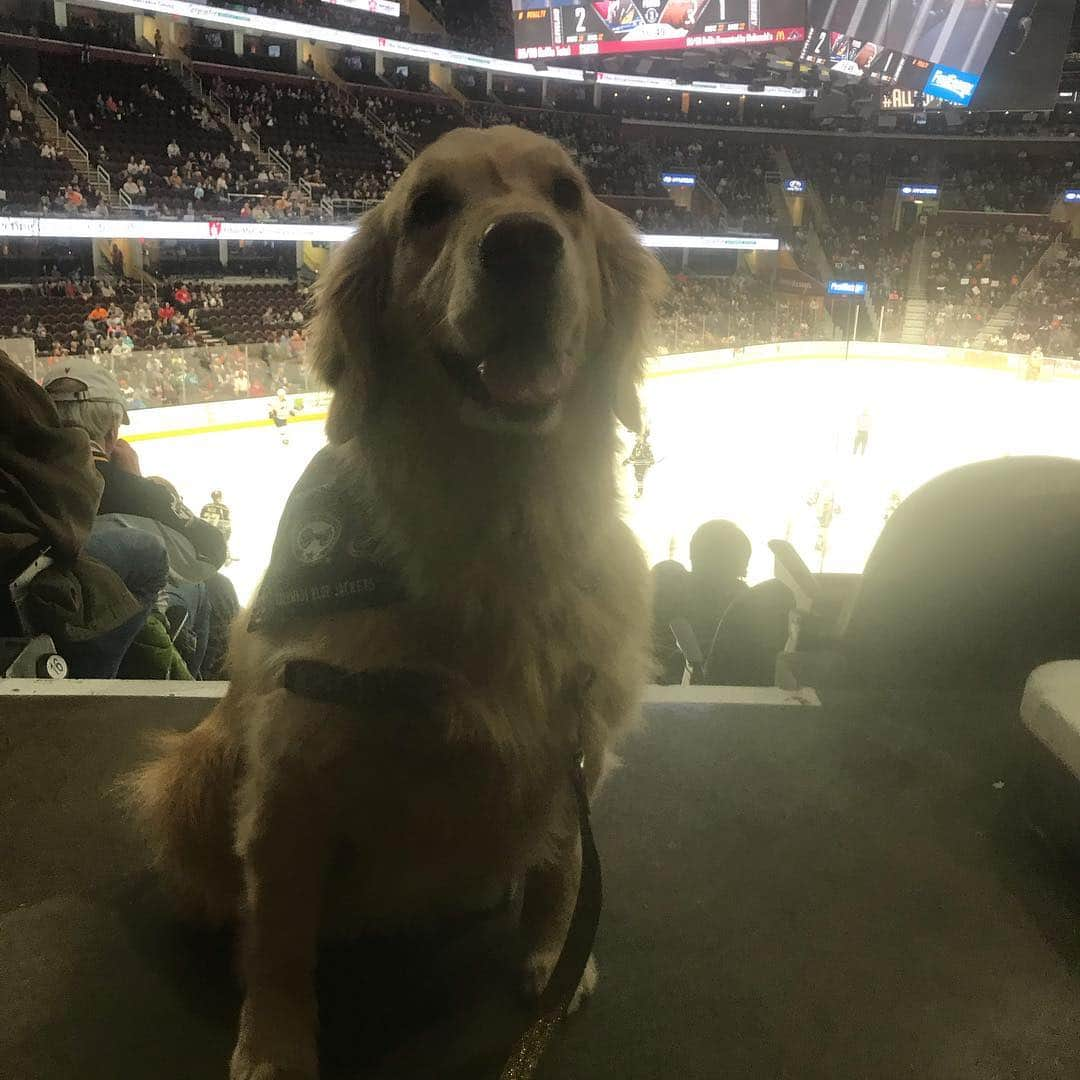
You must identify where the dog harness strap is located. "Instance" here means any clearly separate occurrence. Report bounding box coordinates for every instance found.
[282,659,444,714]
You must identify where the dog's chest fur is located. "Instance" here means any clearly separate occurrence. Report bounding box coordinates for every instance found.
[242,514,648,935]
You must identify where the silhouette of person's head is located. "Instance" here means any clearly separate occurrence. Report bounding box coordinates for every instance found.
[650,559,690,626]
[689,520,751,592]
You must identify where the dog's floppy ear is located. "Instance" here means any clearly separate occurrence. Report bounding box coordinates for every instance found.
[594,203,668,433]
[308,204,389,443]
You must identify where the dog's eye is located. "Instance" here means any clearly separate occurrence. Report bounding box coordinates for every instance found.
[551,176,583,213]
[407,186,456,230]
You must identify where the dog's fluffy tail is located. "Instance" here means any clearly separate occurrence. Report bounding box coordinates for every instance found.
[124,706,244,925]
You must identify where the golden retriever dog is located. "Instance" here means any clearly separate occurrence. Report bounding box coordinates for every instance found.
[129,125,666,1080]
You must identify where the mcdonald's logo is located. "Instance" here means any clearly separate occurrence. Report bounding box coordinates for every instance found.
[776,29,785,41]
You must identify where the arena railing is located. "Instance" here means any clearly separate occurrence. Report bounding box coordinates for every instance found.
[20,343,314,409]
[0,217,783,250]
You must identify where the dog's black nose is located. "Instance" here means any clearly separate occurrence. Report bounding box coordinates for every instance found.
[479,215,564,280]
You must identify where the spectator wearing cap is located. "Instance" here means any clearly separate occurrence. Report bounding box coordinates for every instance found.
[43,360,236,677]
[2,351,166,678]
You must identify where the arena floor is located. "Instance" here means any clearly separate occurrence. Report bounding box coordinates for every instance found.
[130,356,1080,607]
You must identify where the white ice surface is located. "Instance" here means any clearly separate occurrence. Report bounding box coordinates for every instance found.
[130,358,1080,607]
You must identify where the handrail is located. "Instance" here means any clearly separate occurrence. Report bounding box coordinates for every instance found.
[267,147,291,182]
[355,101,414,164]
[206,88,228,123]
[329,196,380,214]
[34,95,60,139]
[3,62,27,92]
[391,130,415,161]
[66,130,89,163]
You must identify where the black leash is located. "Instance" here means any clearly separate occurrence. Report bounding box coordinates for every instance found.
[497,734,602,1080]
[282,659,602,1080]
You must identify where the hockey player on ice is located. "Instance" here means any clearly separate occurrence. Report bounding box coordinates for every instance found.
[624,428,657,498]
[200,489,233,562]
[268,387,295,445]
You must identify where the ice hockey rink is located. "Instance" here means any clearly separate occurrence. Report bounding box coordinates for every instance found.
[130,356,1080,608]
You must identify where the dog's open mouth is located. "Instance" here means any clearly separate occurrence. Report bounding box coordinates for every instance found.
[439,349,572,427]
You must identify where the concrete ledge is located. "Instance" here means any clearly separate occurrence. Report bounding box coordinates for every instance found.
[0,680,819,705]
[0,679,229,698]
[5,685,1080,1079]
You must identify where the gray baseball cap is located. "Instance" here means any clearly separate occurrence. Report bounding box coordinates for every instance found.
[43,358,129,424]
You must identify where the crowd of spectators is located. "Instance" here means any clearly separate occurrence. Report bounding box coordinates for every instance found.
[10,249,1072,415]
[473,107,773,232]
[923,222,1057,347]
[3,347,242,681]
[2,27,1079,241]
[996,241,1080,359]
[651,519,793,687]
[1,17,1079,384]
[360,92,459,152]
[939,147,1080,213]
[0,92,103,217]
[656,274,826,354]
[209,75,402,204]
[789,145,917,291]
[4,273,311,409]
[25,52,297,220]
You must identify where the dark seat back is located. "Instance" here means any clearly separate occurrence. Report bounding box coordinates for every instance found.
[845,456,1080,690]
[705,579,795,687]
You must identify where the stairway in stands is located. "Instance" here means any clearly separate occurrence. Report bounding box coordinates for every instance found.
[900,229,929,345]
[0,63,119,209]
[768,145,833,284]
[975,235,1065,347]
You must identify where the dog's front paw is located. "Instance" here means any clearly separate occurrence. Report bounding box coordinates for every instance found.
[229,1061,315,1080]
[521,950,599,1014]
[230,1038,317,1080]
[230,996,318,1080]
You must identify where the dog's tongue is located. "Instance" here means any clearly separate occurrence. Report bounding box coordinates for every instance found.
[478,358,571,407]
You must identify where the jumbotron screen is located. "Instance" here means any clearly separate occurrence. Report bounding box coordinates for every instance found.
[512,0,808,59]
[800,0,1070,109]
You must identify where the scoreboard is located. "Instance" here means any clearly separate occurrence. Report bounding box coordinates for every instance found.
[800,0,1013,106]
[512,0,806,60]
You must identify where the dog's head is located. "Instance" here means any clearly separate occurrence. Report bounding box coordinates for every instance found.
[310,126,666,441]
